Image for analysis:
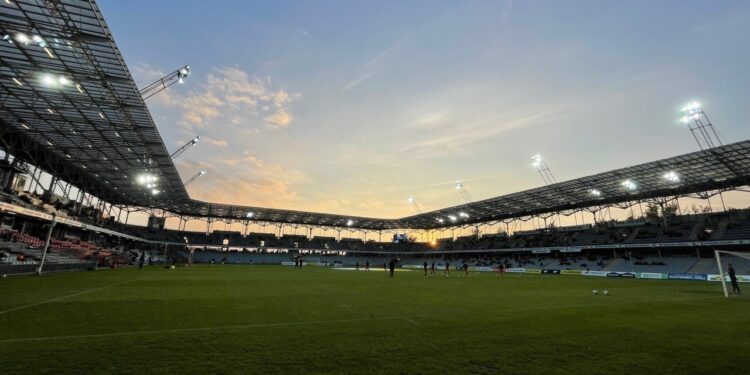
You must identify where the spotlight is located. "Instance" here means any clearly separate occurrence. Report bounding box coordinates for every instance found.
[663,171,680,183]
[346,219,354,226]
[589,189,602,197]
[531,154,543,168]
[41,74,55,86]
[246,212,254,218]
[58,76,70,86]
[15,33,29,44]
[448,215,457,222]
[621,179,637,190]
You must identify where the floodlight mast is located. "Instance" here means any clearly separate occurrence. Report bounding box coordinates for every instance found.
[407,196,422,214]
[170,136,200,160]
[455,181,472,204]
[183,169,206,188]
[139,65,191,100]
[681,102,721,150]
[531,154,557,185]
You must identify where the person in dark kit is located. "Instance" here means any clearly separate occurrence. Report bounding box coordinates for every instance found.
[463,262,469,276]
[365,261,370,271]
[423,260,428,276]
[444,261,450,277]
[138,252,145,270]
[388,258,400,278]
[431,261,436,275]
[383,262,387,271]
[728,264,741,294]
[298,257,303,269]
[355,261,360,271]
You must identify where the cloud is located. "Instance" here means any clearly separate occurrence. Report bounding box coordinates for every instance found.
[342,72,374,92]
[207,138,229,148]
[178,153,305,209]
[264,110,294,128]
[152,66,301,134]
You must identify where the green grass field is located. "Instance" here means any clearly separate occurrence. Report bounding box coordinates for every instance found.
[1,265,748,374]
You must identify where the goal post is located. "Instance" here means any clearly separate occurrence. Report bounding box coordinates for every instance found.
[714,250,750,298]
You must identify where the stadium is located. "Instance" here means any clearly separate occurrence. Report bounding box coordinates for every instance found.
[1,1,749,374]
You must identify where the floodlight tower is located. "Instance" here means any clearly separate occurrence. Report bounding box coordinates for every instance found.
[407,196,422,214]
[531,154,557,185]
[139,65,191,100]
[455,181,472,204]
[183,169,206,188]
[680,102,721,150]
[170,136,200,160]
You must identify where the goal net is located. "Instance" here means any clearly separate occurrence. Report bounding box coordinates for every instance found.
[714,250,750,297]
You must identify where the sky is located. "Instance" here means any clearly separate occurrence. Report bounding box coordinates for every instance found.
[100,0,750,220]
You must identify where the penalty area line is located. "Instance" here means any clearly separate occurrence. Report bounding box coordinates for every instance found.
[0,278,141,316]
[0,315,415,344]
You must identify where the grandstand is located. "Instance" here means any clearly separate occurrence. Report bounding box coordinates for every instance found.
[1,1,750,374]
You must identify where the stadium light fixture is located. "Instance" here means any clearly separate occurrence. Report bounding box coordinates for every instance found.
[177,66,191,84]
[15,33,29,44]
[136,173,158,186]
[41,74,55,86]
[455,181,463,190]
[531,154,543,168]
[151,188,160,195]
[407,196,415,204]
[459,212,469,218]
[346,219,354,226]
[246,212,254,218]
[621,179,637,191]
[663,171,680,183]
[448,215,457,222]
[436,218,444,223]
[589,189,602,197]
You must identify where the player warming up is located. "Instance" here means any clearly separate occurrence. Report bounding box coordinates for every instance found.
[431,261,436,275]
[423,260,428,276]
[388,258,400,278]
[729,264,741,295]
[444,261,450,277]
[463,262,469,276]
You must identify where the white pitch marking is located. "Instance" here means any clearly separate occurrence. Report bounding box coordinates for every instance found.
[0,315,412,344]
[0,278,140,315]
[403,317,420,326]
[0,295,720,344]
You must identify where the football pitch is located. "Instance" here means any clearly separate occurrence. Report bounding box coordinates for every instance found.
[0,265,748,374]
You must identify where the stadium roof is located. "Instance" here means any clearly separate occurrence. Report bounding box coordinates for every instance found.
[0,0,189,207]
[1,0,750,231]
